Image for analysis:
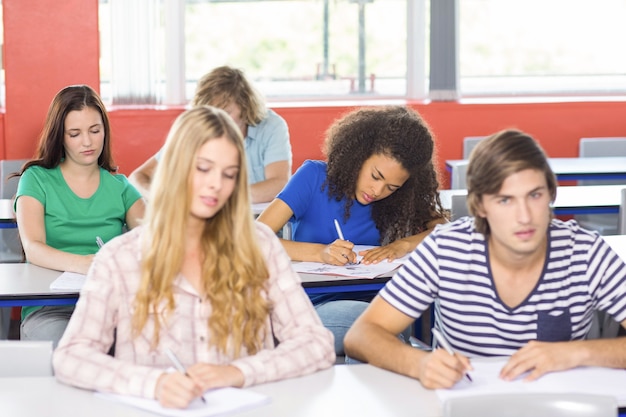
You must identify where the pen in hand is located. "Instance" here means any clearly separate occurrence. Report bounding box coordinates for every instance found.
[333,219,358,265]
[432,328,473,382]
[96,236,104,249]
[164,348,207,404]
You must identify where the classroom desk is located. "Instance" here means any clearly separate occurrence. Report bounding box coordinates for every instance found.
[0,365,441,417]
[0,263,393,307]
[2,364,624,417]
[440,184,626,215]
[446,156,626,182]
[0,264,77,307]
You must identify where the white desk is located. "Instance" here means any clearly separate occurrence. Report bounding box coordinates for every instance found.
[446,157,626,182]
[440,184,626,215]
[0,263,393,307]
[2,364,625,417]
[0,198,16,228]
[0,365,441,417]
[0,264,77,307]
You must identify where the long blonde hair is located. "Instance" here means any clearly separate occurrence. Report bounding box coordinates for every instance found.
[132,106,270,357]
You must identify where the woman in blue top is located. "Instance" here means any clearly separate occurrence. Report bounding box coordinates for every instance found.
[257,106,447,355]
[13,85,145,347]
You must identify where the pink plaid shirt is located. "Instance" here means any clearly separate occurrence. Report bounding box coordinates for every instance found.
[53,222,335,398]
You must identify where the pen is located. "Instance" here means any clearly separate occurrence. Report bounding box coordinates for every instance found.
[431,328,473,382]
[333,219,358,264]
[333,219,346,241]
[96,236,104,249]
[164,348,207,403]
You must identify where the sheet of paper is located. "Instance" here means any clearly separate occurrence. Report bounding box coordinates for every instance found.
[96,387,270,417]
[436,358,626,405]
[291,245,411,278]
[49,272,86,291]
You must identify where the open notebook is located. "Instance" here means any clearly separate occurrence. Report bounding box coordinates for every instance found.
[291,245,412,279]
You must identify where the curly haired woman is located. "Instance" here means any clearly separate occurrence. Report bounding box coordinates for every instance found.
[53,106,334,409]
[257,105,448,356]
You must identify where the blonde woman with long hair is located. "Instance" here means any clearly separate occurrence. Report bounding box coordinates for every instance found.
[53,106,334,409]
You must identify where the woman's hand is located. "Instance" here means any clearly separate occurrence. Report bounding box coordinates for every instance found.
[154,372,204,409]
[359,240,412,264]
[321,239,357,265]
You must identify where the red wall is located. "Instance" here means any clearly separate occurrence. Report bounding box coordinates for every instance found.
[105,100,626,188]
[2,0,626,188]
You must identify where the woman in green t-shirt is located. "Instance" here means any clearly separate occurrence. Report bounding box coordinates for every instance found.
[13,85,145,347]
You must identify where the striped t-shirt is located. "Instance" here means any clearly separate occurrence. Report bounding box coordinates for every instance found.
[380,218,626,357]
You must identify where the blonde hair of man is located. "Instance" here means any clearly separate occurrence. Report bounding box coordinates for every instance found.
[133,105,271,357]
[191,66,267,126]
[466,129,557,236]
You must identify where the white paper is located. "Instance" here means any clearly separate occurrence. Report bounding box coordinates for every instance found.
[96,387,270,417]
[291,246,410,279]
[436,358,626,405]
[49,272,86,291]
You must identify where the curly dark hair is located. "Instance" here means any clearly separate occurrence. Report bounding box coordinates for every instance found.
[323,106,446,245]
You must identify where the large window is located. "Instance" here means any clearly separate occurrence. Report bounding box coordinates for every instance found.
[459,0,626,97]
[99,0,422,104]
[99,0,626,105]
[186,0,411,99]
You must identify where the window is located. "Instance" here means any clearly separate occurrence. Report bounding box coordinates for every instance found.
[99,0,626,105]
[185,0,414,99]
[99,0,425,104]
[459,0,626,97]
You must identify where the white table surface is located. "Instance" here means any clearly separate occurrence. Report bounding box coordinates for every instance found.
[439,184,625,214]
[0,364,441,417]
[446,157,626,180]
[0,198,15,222]
[0,263,392,306]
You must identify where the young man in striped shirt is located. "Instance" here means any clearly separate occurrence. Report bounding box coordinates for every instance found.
[345,129,626,389]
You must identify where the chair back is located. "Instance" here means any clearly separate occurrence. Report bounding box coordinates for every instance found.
[619,188,626,235]
[450,193,469,221]
[463,136,485,159]
[0,159,27,263]
[442,393,618,417]
[576,137,626,236]
[0,340,54,377]
[450,162,468,189]
[0,159,27,199]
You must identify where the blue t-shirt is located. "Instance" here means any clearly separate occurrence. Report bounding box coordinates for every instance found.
[277,160,380,305]
[156,109,291,185]
[277,160,380,245]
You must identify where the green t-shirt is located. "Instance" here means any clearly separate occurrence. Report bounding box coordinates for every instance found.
[15,165,142,318]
